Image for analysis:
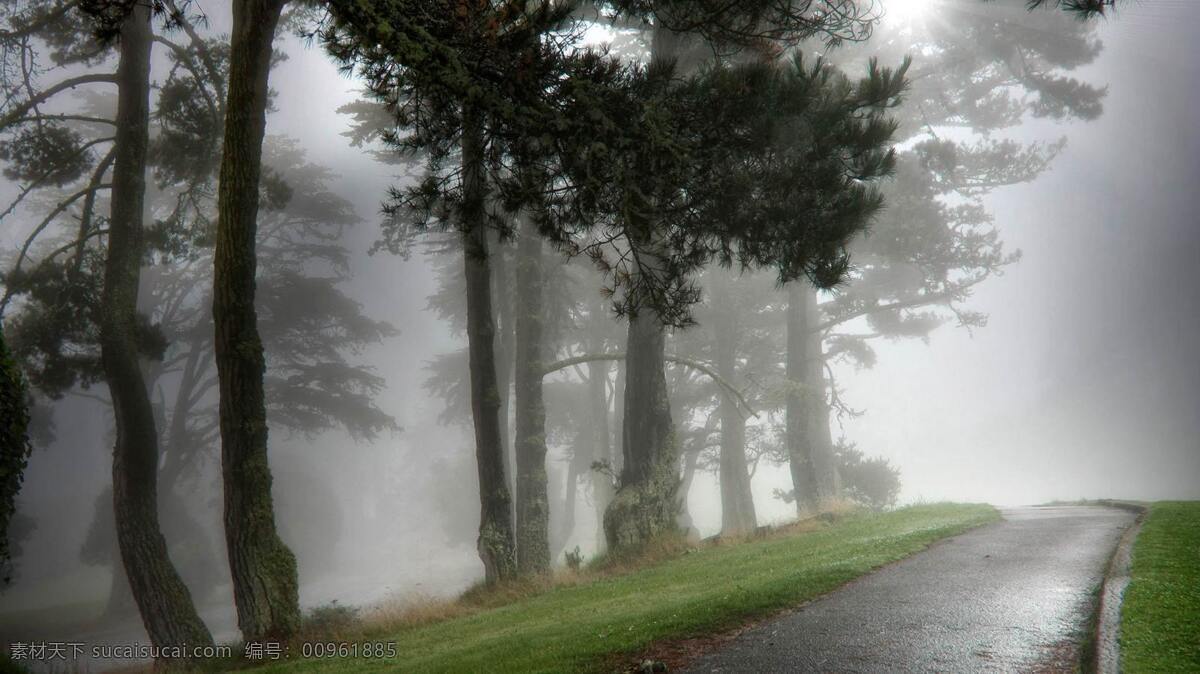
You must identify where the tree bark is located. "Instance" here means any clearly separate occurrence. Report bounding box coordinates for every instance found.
[603,302,679,552]
[786,284,837,515]
[513,221,549,575]
[100,3,213,650]
[212,0,300,641]
[461,107,517,583]
[711,276,757,536]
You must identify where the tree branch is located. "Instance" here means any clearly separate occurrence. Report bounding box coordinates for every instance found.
[0,73,120,130]
[541,352,758,417]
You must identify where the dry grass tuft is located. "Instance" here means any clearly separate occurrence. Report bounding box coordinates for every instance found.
[358,592,476,633]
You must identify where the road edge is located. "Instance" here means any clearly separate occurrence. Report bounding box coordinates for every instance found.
[1093,500,1147,674]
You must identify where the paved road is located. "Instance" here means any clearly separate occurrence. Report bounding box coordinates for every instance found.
[684,506,1135,673]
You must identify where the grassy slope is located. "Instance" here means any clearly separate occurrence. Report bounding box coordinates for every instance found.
[259,503,997,674]
[1120,501,1200,673]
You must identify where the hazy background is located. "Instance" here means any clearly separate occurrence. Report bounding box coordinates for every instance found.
[2,0,1197,647]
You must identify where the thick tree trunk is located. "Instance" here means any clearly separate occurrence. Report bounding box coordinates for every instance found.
[711,277,756,536]
[786,285,837,515]
[461,108,517,584]
[603,304,679,552]
[212,0,300,641]
[100,4,213,650]
[513,222,549,575]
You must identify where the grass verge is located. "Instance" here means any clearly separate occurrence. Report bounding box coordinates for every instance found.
[1119,501,1200,673]
[239,503,995,674]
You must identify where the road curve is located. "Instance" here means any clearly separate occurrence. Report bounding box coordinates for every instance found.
[683,506,1135,673]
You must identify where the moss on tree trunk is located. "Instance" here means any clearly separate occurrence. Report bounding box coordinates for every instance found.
[212,0,300,641]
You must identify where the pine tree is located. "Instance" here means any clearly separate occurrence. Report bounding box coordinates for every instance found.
[780,0,1110,512]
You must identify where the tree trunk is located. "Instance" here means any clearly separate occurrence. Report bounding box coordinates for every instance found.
[555,455,580,560]
[786,284,837,515]
[677,442,702,540]
[491,236,516,515]
[803,288,838,503]
[711,276,756,536]
[461,107,516,584]
[807,310,839,501]
[513,221,549,575]
[212,0,300,641]
[603,303,679,552]
[100,3,213,650]
[600,19,699,552]
[587,355,613,553]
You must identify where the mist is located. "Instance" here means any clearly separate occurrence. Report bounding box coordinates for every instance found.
[0,0,1196,668]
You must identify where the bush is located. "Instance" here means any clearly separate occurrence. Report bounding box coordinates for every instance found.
[836,441,901,511]
[302,601,360,637]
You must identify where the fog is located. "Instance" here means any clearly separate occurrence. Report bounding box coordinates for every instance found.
[0,0,1196,662]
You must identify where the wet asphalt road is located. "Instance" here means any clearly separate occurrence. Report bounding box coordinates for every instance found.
[684,506,1135,673]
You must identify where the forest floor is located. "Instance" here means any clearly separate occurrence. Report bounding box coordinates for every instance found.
[207,503,997,674]
[1118,501,1200,673]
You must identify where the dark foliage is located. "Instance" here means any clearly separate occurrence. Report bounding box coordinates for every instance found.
[0,325,33,586]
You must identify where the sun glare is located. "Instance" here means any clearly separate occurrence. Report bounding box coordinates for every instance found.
[885,0,935,24]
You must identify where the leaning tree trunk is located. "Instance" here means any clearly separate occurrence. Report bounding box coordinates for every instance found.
[786,284,837,515]
[212,0,300,641]
[513,221,550,575]
[711,277,756,536]
[461,107,516,584]
[99,3,213,650]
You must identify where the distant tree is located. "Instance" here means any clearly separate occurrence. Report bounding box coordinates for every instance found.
[779,0,1110,512]
[579,53,909,553]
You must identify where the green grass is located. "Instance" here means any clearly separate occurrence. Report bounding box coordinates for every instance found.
[1120,501,1200,673]
[250,503,996,674]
